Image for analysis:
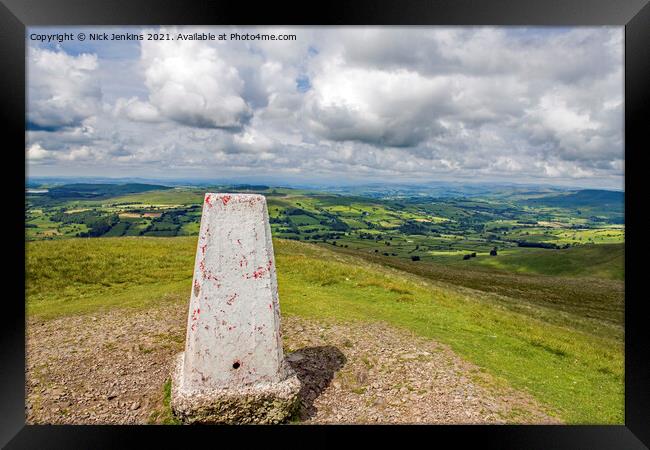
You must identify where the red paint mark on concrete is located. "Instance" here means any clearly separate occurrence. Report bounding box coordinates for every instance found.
[200,243,207,255]
[220,194,232,205]
[190,307,201,331]
[245,259,273,279]
[239,255,248,267]
[205,194,213,207]
[199,258,221,287]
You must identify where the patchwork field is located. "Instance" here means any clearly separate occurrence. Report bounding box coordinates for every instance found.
[26,184,624,258]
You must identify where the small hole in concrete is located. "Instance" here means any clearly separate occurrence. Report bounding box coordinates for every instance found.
[232,361,241,369]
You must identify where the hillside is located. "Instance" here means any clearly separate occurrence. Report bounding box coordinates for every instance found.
[523,189,624,209]
[331,243,624,335]
[387,243,624,280]
[474,243,624,280]
[26,184,625,250]
[26,237,623,424]
[41,183,173,198]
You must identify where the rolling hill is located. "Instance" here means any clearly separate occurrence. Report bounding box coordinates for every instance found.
[26,236,623,424]
[523,189,624,209]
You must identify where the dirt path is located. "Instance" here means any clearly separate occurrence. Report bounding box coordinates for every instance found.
[26,303,560,424]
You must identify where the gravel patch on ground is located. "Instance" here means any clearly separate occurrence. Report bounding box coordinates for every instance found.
[26,303,560,424]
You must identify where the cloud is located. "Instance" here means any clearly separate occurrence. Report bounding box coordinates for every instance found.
[27,47,101,130]
[26,142,94,164]
[26,143,54,161]
[299,26,622,178]
[26,26,624,189]
[133,30,252,129]
[304,63,453,147]
[113,97,161,122]
[58,146,94,161]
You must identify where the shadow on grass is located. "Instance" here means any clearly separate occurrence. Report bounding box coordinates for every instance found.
[286,345,347,420]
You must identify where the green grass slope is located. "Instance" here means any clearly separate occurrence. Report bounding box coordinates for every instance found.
[418,243,624,281]
[26,237,623,424]
[332,245,624,339]
[474,243,624,280]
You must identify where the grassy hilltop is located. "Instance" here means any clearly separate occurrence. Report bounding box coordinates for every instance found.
[26,236,623,424]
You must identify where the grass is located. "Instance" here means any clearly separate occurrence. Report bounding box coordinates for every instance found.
[26,236,623,424]
[148,379,180,425]
[473,243,624,280]
[276,241,622,424]
[331,245,624,337]
[97,189,206,206]
[26,237,193,319]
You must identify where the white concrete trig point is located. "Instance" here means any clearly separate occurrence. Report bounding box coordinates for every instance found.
[171,193,300,424]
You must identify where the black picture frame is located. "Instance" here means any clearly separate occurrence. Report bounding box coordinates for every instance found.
[2,0,648,448]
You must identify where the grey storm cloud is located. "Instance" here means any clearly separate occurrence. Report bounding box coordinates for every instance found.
[26,26,624,188]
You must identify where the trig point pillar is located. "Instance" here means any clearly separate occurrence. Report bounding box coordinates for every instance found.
[171,193,300,424]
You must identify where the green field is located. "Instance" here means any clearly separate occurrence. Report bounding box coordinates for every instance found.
[473,243,624,280]
[25,184,624,264]
[26,236,624,424]
[106,188,206,205]
[378,242,624,281]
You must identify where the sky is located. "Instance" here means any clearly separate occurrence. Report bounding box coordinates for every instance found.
[25,26,624,190]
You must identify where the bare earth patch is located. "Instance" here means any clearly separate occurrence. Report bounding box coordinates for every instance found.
[26,303,560,424]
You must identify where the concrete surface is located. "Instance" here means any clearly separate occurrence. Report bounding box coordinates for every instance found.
[171,193,300,423]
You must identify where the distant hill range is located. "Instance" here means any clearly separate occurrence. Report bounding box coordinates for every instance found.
[26,181,624,213]
[523,189,624,209]
[42,183,173,199]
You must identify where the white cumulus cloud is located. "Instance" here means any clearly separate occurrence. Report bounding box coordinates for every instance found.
[28,47,101,130]
[135,29,252,129]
